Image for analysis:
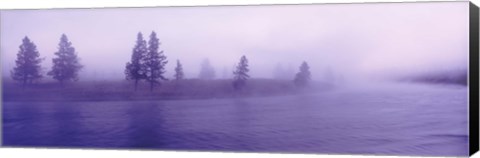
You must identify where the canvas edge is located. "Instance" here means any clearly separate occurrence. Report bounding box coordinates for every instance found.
[0,1,476,157]
[0,9,4,147]
[469,1,480,156]
[0,0,468,11]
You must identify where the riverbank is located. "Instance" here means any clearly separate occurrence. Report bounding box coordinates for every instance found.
[2,79,334,102]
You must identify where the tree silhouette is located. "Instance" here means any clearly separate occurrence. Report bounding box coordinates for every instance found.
[11,36,43,87]
[125,32,147,91]
[199,59,215,79]
[233,55,249,90]
[47,34,83,85]
[174,59,184,81]
[144,31,168,91]
[294,61,311,87]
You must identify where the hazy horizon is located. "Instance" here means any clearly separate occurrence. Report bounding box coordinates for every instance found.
[0,2,469,82]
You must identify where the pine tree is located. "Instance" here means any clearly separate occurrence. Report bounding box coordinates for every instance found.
[11,36,43,87]
[125,32,147,91]
[174,59,184,81]
[294,61,311,87]
[233,55,249,90]
[47,34,83,85]
[199,59,215,79]
[144,31,168,91]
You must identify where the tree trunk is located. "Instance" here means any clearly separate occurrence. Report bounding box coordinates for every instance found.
[134,79,138,91]
[22,79,26,90]
[150,69,154,92]
[22,68,27,89]
[150,81,154,92]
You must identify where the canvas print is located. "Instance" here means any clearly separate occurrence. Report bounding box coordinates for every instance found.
[0,2,472,156]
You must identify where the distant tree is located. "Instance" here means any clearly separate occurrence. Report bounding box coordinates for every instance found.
[286,64,295,79]
[199,59,215,79]
[174,59,184,81]
[324,66,335,83]
[11,36,43,87]
[47,34,83,85]
[144,31,168,91]
[222,66,229,79]
[125,32,148,91]
[294,61,311,87]
[233,55,249,90]
[273,63,285,79]
[273,63,295,80]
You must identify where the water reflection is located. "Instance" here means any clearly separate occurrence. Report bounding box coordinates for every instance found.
[2,85,469,156]
[125,102,167,148]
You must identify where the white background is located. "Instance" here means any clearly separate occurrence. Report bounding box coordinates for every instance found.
[0,0,479,158]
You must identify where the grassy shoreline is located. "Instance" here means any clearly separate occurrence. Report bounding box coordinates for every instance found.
[2,79,333,102]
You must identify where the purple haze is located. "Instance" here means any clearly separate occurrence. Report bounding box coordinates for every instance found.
[0,2,468,81]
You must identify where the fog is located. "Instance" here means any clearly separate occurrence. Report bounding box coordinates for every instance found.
[1,3,470,155]
[0,2,469,82]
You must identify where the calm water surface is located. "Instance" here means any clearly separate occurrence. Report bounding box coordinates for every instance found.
[3,84,468,156]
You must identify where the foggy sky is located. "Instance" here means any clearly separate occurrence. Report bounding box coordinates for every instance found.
[0,2,469,81]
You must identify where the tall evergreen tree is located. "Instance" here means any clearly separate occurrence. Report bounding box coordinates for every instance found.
[47,34,83,85]
[144,31,168,91]
[174,59,184,81]
[199,59,215,79]
[233,55,249,90]
[294,61,311,87]
[125,32,147,91]
[11,36,43,87]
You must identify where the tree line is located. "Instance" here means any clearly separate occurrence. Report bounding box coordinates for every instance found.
[10,32,312,91]
[11,34,83,87]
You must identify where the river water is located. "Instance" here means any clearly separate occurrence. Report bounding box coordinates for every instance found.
[2,83,468,156]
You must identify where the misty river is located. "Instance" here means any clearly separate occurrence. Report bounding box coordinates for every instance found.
[2,83,468,156]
